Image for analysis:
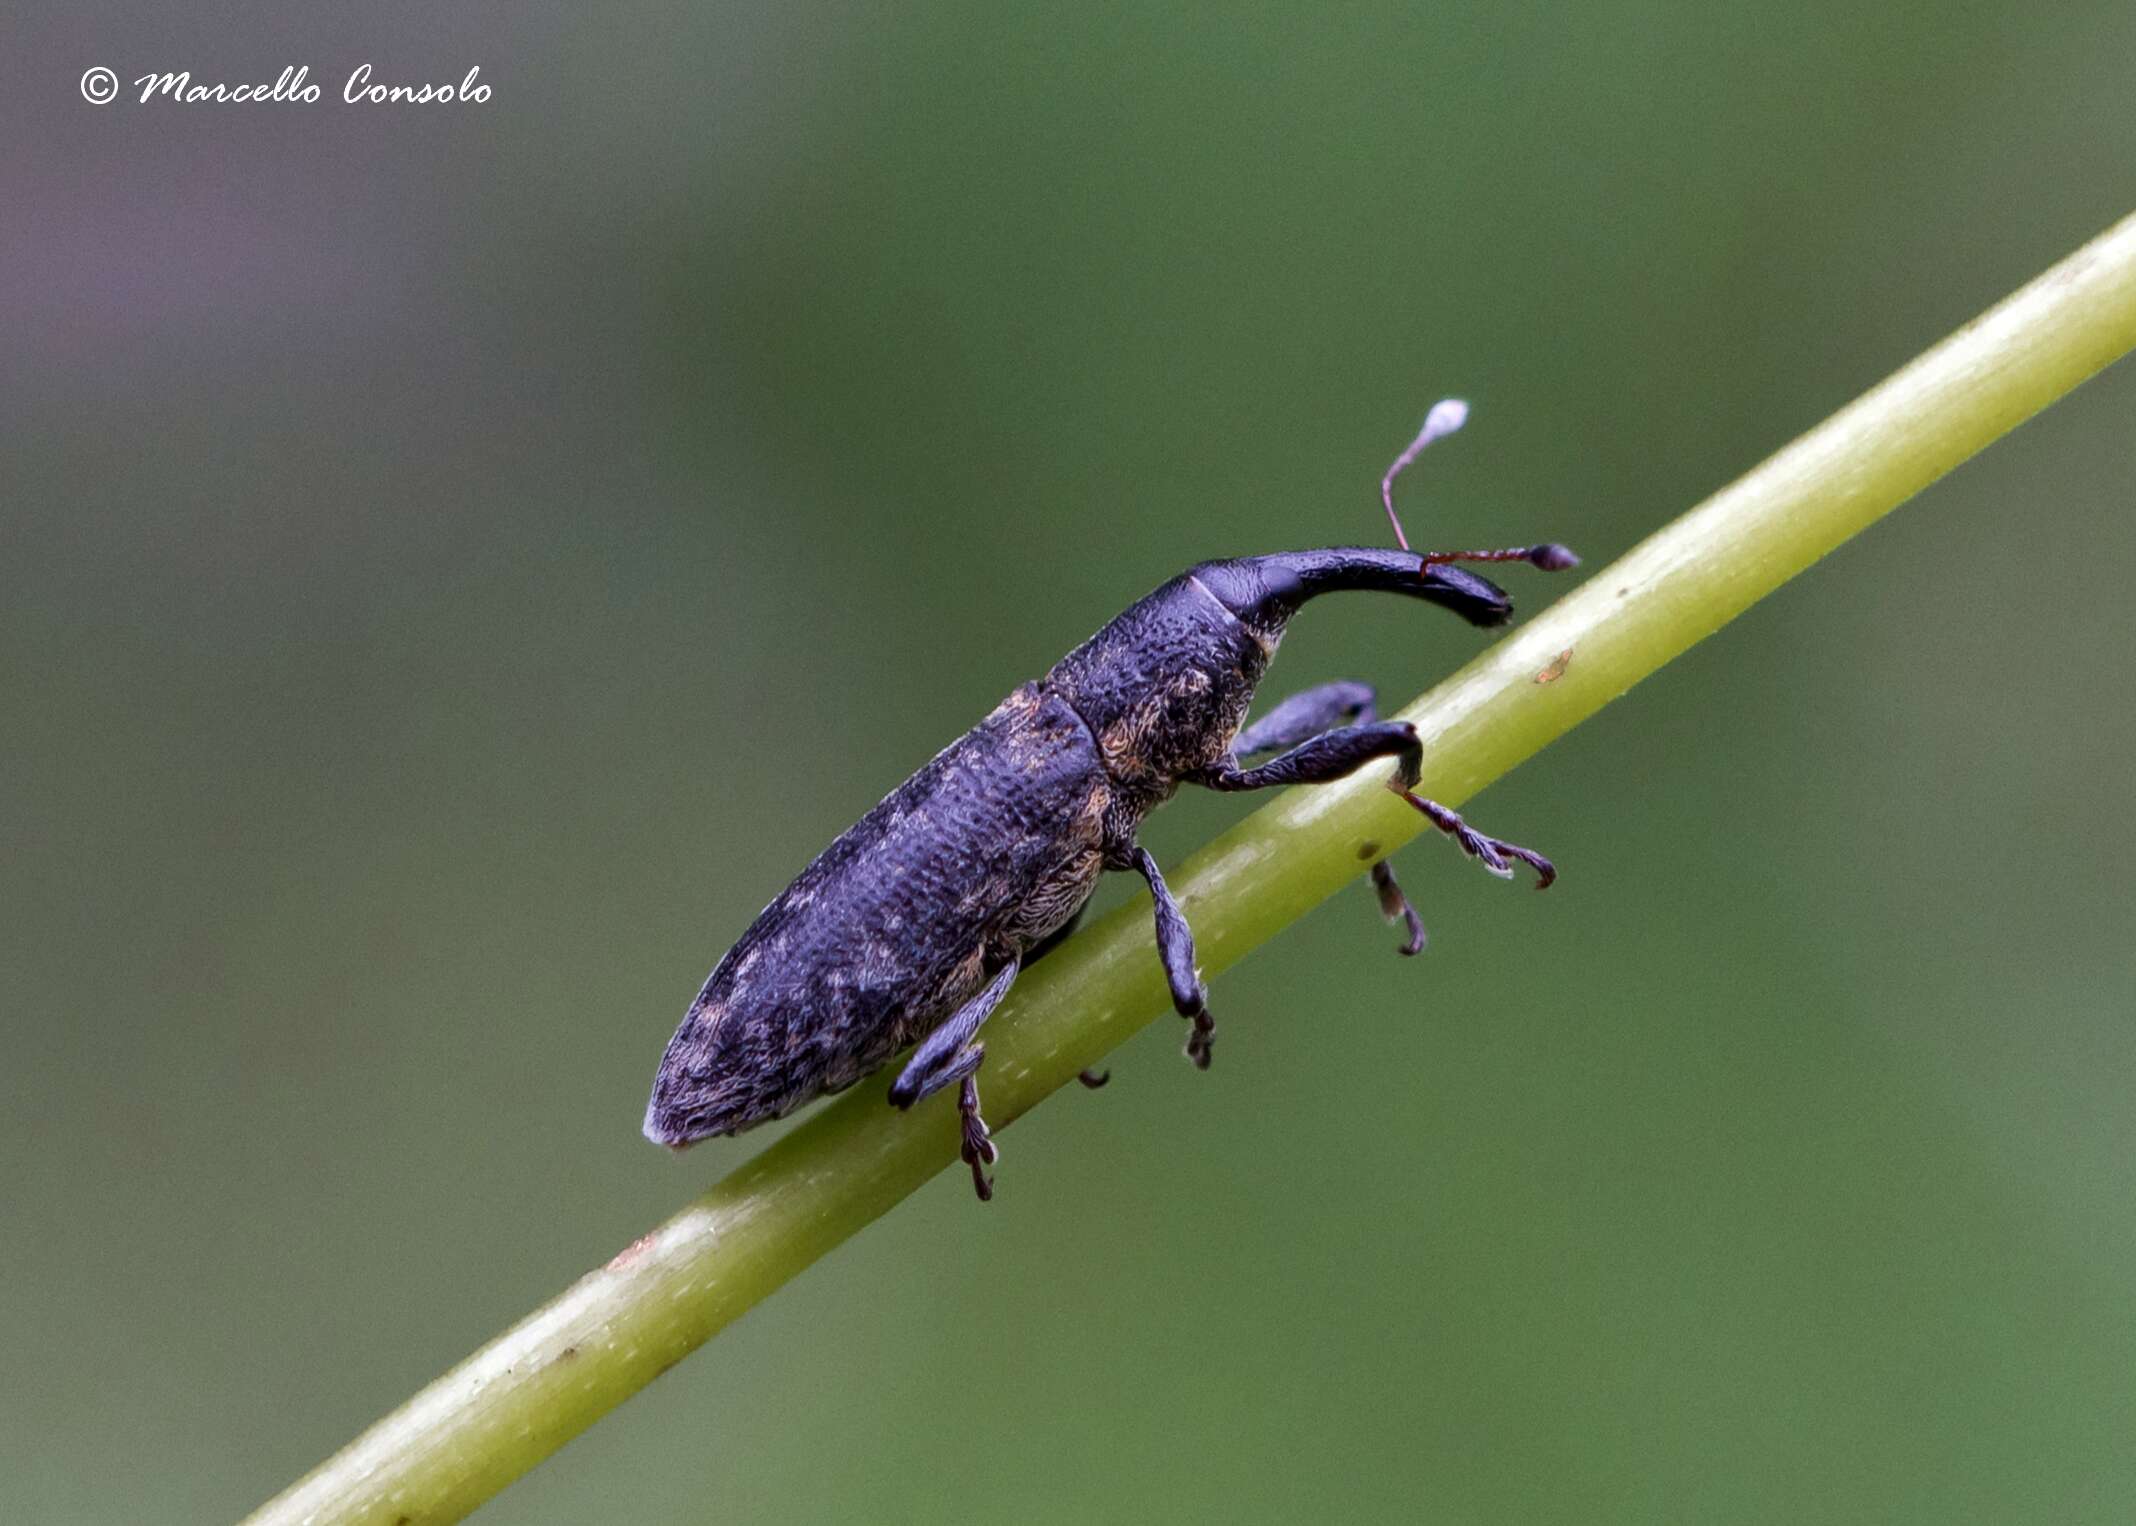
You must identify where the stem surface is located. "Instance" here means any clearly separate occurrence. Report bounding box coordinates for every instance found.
[250,210,2136,1526]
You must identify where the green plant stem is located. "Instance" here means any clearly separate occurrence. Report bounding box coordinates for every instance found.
[250,210,2136,1526]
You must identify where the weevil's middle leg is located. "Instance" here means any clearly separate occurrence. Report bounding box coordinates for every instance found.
[1131,846,1216,1068]
[1229,680,1428,952]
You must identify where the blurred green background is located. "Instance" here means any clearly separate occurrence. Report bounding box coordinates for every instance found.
[8,3,2136,1521]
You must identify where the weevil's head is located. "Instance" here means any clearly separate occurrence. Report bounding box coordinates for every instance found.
[1191,548,1517,642]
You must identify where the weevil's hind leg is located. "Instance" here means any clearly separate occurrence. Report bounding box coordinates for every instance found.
[1231,680,1430,952]
[1131,847,1216,1068]
[888,960,1017,1109]
[889,960,1019,1200]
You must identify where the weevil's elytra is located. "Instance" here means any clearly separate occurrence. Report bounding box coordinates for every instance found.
[645,402,1579,1199]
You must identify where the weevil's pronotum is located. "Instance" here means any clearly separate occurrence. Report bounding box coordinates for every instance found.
[645,401,1577,1198]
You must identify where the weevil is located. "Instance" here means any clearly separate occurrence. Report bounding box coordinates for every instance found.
[645,401,1577,1198]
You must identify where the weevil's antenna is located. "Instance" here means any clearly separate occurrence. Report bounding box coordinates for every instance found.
[1380,398,1469,551]
[1380,398,1581,574]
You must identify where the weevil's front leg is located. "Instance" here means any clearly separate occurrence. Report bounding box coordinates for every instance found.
[1233,679,1380,758]
[1197,720,1555,889]
[889,959,1017,1200]
[1385,761,1557,890]
[1131,847,1215,1069]
[1236,681,1425,955]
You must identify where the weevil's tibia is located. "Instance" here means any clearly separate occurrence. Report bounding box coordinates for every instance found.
[888,961,1017,1108]
[1195,719,1422,792]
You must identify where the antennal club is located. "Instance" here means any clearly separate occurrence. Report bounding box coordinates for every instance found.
[1379,397,1468,551]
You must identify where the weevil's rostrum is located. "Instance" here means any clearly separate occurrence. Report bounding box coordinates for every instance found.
[646,408,1577,1198]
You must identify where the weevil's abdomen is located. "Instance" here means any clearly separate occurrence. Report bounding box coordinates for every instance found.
[644,684,1110,1146]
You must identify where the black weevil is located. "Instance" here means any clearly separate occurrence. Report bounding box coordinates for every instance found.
[645,401,1577,1198]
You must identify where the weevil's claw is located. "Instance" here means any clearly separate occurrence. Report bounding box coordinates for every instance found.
[1501,841,1556,889]
[958,1075,998,1201]
[1391,783,1557,890]
[1371,859,1428,956]
[1078,1067,1111,1089]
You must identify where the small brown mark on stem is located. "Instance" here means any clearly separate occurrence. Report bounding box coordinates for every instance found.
[1534,649,1574,685]
[607,1233,657,1271]
[1356,840,1381,861]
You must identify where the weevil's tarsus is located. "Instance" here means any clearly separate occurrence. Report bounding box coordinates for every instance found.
[958,1073,998,1201]
[1380,397,1469,552]
[1372,859,1427,955]
[1186,1011,1215,1070]
[1077,1068,1111,1089]
[1390,779,1558,890]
